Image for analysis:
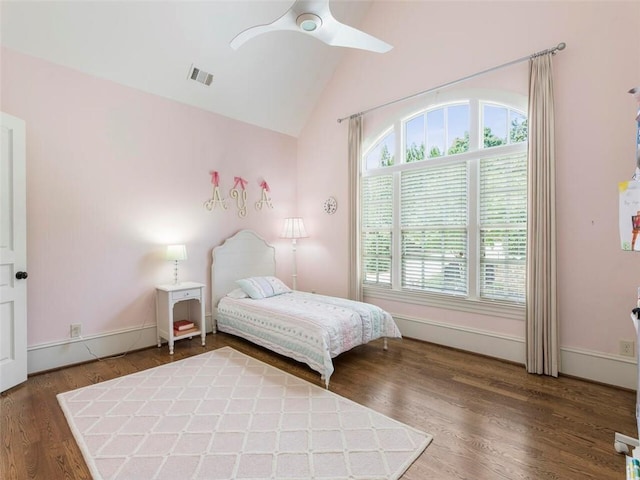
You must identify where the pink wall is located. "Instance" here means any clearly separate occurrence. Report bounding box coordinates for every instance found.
[297,2,640,354]
[2,1,639,362]
[1,47,298,346]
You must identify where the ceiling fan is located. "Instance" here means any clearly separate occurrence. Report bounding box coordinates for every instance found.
[230,0,393,53]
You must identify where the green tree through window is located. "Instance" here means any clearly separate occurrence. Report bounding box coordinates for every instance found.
[407,142,425,162]
[380,144,394,167]
[483,127,504,148]
[510,118,528,143]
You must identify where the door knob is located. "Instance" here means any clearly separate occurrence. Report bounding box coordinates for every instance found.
[15,271,28,280]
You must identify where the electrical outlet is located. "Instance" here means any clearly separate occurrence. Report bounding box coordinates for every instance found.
[70,323,82,338]
[620,340,635,357]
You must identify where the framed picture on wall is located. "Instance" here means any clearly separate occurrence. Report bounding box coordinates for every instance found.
[619,180,640,251]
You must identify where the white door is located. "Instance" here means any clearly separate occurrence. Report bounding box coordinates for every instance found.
[0,112,27,392]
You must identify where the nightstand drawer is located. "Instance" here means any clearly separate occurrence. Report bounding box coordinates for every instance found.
[171,289,201,301]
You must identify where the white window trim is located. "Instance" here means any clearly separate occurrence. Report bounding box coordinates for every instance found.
[364,285,526,320]
[361,90,528,320]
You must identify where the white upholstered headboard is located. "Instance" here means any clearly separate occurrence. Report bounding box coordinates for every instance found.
[211,230,276,314]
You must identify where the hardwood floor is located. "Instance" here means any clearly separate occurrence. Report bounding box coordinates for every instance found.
[1,333,635,479]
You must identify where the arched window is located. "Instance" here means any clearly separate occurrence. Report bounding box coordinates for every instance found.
[361,95,527,313]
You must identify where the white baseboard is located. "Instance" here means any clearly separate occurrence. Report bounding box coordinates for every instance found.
[394,314,526,363]
[28,313,636,390]
[560,346,636,390]
[27,314,214,374]
[394,314,637,390]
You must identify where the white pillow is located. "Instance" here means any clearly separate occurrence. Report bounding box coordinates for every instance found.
[226,288,249,299]
[236,276,291,299]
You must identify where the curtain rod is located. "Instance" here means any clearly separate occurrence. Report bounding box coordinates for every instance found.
[337,42,566,123]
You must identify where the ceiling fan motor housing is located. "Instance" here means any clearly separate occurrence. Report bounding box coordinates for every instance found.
[296,13,322,32]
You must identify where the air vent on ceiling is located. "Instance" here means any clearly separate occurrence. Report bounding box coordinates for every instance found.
[188,65,213,86]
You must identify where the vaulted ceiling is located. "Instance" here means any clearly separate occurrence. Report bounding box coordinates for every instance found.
[0,1,378,137]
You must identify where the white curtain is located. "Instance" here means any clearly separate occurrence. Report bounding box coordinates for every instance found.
[348,115,363,301]
[526,53,559,376]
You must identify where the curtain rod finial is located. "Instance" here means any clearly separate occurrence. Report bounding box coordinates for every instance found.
[557,42,566,51]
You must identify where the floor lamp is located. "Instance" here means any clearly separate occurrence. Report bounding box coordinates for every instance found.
[280,218,308,290]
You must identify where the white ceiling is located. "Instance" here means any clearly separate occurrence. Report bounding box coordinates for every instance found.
[0,1,378,137]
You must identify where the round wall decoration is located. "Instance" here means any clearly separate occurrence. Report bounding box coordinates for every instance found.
[323,196,338,214]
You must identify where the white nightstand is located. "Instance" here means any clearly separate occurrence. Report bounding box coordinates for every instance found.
[155,282,206,354]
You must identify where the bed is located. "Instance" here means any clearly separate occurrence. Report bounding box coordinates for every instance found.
[211,229,401,387]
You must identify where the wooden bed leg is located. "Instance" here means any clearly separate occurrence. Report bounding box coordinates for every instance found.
[383,338,388,350]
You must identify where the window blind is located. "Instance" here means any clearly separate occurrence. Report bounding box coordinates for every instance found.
[362,175,393,286]
[479,153,527,302]
[401,163,468,294]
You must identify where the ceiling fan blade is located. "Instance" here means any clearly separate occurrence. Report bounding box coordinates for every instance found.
[230,0,392,53]
[230,8,298,50]
[317,20,392,53]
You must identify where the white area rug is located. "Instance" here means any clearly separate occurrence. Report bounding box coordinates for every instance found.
[57,347,432,479]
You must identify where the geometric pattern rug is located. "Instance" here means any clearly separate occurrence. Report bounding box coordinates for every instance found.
[57,347,432,479]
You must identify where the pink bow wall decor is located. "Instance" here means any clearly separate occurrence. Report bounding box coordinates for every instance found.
[256,179,273,210]
[205,173,274,214]
[204,170,228,211]
[230,176,249,218]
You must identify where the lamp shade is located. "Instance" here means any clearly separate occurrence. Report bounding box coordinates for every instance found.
[166,244,188,261]
[281,218,308,239]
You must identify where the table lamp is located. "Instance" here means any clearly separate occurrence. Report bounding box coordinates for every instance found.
[166,244,187,284]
